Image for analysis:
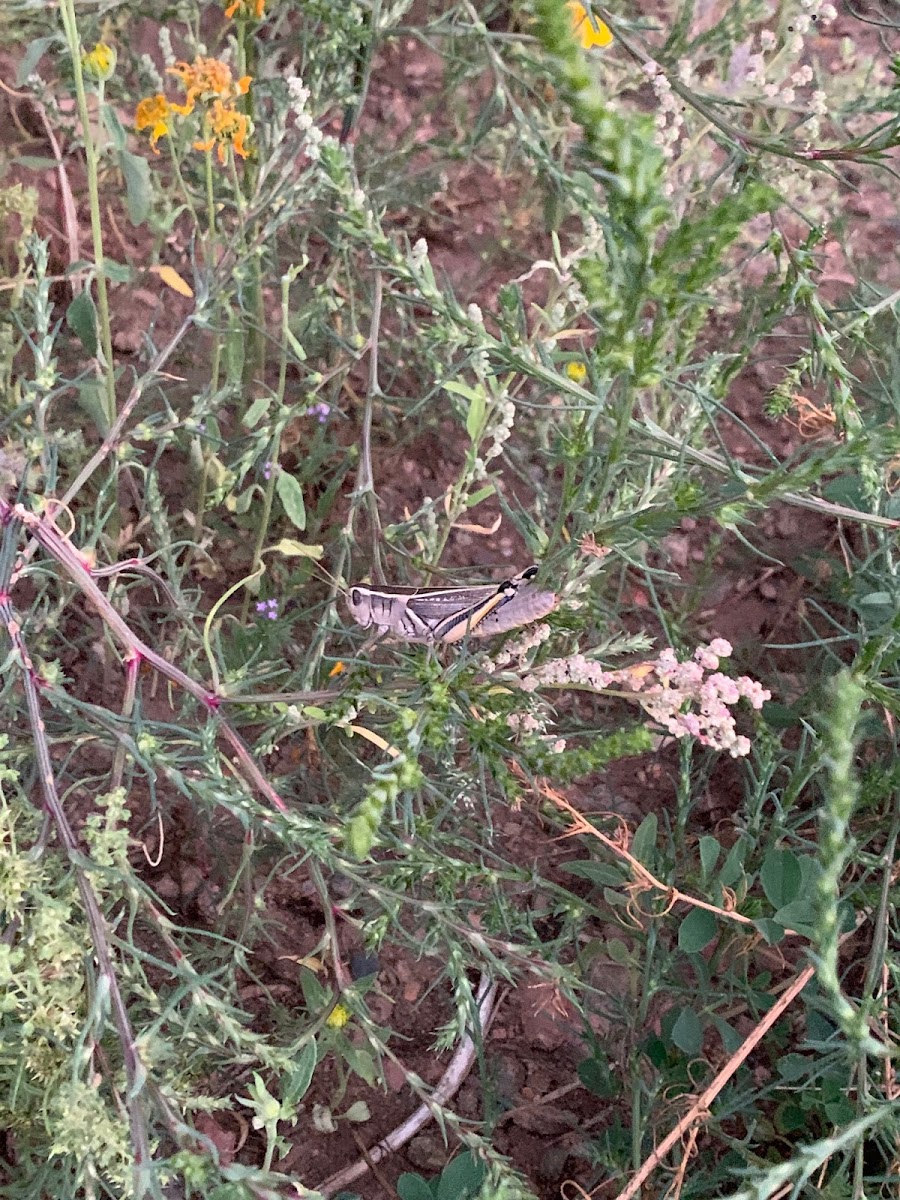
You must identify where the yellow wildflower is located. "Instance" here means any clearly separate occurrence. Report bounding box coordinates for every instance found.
[134,94,176,153]
[225,0,266,18]
[567,1,613,49]
[82,41,116,82]
[325,1003,352,1029]
[329,661,346,678]
[168,56,251,112]
[566,361,587,384]
[194,99,252,163]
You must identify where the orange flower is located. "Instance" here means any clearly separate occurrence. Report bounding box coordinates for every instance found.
[135,57,252,162]
[194,99,251,163]
[224,0,265,17]
[134,94,175,152]
[168,56,251,111]
[567,1,612,49]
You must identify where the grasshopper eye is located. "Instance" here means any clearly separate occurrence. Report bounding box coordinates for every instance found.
[350,589,362,607]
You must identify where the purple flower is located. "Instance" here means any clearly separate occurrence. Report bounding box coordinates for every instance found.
[255,599,279,620]
[263,461,274,480]
[309,402,330,424]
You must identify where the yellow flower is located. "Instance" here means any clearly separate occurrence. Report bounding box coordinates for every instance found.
[194,99,252,163]
[326,1002,352,1029]
[224,0,266,18]
[82,41,116,81]
[566,361,588,384]
[329,661,346,678]
[134,94,175,152]
[567,1,612,49]
[168,56,251,112]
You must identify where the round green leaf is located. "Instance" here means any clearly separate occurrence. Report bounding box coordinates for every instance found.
[671,1006,702,1056]
[678,907,718,954]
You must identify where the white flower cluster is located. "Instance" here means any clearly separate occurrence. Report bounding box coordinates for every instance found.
[523,638,771,758]
[719,6,839,146]
[492,621,553,669]
[643,60,685,163]
[507,711,543,734]
[506,708,566,754]
[158,26,175,69]
[286,75,324,161]
[484,397,516,461]
[410,237,429,269]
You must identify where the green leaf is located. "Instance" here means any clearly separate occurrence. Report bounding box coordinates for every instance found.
[272,538,322,559]
[465,389,486,441]
[466,483,496,508]
[17,35,59,86]
[74,379,110,434]
[678,908,717,954]
[344,1100,371,1123]
[753,917,787,945]
[397,1175,435,1200]
[341,1043,378,1087]
[436,1152,486,1200]
[760,848,801,909]
[284,325,308,361]
[12,156,60,171]
[242,394,271,428]
[606,939,632,965]
[232,486,255,515]
[102,105,127,152]
[442,380,482,402]
[776,1053,811,1081]
[66,290,98,358]
[772,900,816,936]
[559,860,625,887]
[670,1007,702,1056]
[578,1056,616,1098]
[708,1014,742,1056]
[630,812,658,868]
[283,1040,317,1107]
[698,836,720,879]
[275,471,307,531]
[774,1102,807,1134]
[857,591,892,607]
[225,322,245,387]
[103,260,133,284]
[119,150,152,226]
[643,1036,668,1069]
[297,967,329,1011]
[718,837,746,887]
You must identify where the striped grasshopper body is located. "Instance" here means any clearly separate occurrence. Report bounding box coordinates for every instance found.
[347,566,558,645]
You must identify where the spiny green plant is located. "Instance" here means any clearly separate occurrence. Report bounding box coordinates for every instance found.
[1,0,899,1197]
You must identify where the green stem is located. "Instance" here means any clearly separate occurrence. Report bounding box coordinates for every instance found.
[204,148,216,244]
[234,16,266,383]
[57,0,117,430]
[239,271,296,623]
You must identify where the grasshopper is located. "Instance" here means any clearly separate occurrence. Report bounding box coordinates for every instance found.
[346,566,558,644]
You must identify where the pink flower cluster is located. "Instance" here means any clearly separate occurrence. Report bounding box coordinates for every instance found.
[525,638,770,758]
